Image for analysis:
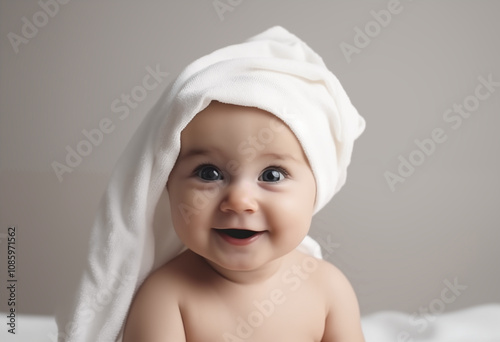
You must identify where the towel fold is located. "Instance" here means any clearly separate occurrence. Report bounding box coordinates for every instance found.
[57,26,365,342]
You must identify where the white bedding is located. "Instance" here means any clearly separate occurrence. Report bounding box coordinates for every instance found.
[361,304,500,342]
[1,304,499,341]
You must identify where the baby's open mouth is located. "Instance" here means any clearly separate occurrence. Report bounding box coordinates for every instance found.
[215,229,261,239]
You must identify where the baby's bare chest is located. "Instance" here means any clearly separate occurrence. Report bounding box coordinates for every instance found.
[180,284,326,342]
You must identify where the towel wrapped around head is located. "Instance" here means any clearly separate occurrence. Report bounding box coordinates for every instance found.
[57,26,365,341]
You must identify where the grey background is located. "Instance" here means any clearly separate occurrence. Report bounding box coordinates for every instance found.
[0,0,499,317]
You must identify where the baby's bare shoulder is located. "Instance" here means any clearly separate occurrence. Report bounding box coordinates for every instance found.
[311,258,352,291]
[122,251,199,342]
[308,258,365,341]
[132,252,194,296]
[290,252,346,287]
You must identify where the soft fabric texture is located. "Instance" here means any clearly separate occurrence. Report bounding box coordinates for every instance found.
[57,26,365,341]
[10,304,500,341]
[361,304,500,341]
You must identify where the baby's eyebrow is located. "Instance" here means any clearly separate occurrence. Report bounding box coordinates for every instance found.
[260,152,299,163]
[178,148,218,161]
[178,149,300,163]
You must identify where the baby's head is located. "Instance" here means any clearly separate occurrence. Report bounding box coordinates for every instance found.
[61,27,366,341]
[157,26,365,274]
[167,101,316,271]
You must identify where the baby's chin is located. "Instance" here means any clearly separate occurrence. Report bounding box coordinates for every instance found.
[201,248,299,280]
[205,254,275,272]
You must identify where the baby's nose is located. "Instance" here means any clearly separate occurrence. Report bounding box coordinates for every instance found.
[219,181,258,214]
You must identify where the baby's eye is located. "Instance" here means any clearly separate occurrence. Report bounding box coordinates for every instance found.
[259,167,287,182]
[195,164,223,181]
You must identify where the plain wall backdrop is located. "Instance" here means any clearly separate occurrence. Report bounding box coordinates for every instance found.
[0,0,499,318]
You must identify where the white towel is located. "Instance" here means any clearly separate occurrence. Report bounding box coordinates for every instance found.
[57,26,365,342]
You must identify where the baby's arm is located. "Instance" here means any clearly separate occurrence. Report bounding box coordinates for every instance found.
[320,261,365,342]
[123,268,186,342]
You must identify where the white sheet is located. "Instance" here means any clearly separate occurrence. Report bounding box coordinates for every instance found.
[361,304,500,341]
[2,304,499,341]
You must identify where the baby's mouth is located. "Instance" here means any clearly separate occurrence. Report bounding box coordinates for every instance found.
[215,229,260,239]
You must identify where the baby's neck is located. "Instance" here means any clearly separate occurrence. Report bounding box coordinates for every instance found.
[200,252,292,286]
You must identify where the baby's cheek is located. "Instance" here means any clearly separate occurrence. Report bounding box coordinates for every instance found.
[281,191,314,233]
[272,201,311,234]
[281,189,314,216]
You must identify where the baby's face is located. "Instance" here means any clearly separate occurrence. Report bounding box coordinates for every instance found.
[167,101,316,272]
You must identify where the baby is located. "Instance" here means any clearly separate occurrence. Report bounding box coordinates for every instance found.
[123,101,364,341]
[58,26,365,342]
